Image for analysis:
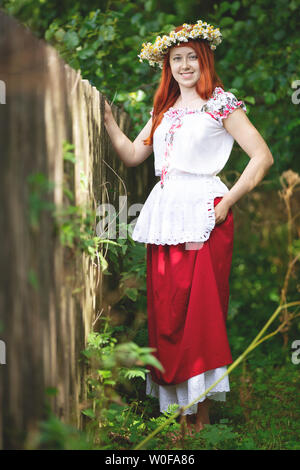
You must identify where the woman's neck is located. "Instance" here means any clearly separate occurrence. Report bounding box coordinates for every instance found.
[177,88,201,106]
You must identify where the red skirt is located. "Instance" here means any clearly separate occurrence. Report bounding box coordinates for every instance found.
[146,196,234,386]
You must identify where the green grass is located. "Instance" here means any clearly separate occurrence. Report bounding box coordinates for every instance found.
[28,357,299,450]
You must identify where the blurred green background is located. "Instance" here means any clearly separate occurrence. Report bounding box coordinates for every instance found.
[1,0,299,175]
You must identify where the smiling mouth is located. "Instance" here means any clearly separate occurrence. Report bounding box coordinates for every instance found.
[180,72,194,75]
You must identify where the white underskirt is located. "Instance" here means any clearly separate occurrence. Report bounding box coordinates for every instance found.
[146,366,230,415]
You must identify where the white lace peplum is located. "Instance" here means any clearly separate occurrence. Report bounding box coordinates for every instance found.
[131,171,229,245]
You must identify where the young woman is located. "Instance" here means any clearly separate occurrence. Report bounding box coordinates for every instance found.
[104,21,274,435]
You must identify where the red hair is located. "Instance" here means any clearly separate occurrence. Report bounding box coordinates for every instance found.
[143,24,224,146]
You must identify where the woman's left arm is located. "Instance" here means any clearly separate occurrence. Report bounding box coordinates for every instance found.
[215,108,274,224]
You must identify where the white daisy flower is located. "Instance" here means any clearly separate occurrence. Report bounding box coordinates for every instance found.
[138,19,222,67]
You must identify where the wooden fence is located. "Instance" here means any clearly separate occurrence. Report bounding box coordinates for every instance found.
[0,10,153,449]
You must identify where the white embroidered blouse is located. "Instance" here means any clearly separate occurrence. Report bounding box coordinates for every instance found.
[131,86,247,245]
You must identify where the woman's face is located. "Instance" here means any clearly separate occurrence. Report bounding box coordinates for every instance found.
[169,46,201,88]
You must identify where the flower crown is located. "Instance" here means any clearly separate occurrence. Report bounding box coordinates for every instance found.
[138,20,222,69]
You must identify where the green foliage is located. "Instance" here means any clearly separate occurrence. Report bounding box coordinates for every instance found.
[27,172,56,230]
[26,142,122,271]
[81,324,164,390]
[29,357,300,449]
[197,424,238,449]
[2,0,299,173]
[25,412,94,450]
[211,0,300,174]
[227,193,300,360]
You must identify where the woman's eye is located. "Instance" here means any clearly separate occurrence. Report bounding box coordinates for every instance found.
[173,56,197,60]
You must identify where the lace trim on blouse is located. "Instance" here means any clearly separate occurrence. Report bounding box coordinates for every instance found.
[149,86,247,124]
[202,86,247,124]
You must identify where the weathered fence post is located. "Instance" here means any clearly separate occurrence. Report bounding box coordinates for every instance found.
[0,10,151,449]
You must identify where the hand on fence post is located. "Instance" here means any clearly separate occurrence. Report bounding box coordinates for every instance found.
[104,99,113,126]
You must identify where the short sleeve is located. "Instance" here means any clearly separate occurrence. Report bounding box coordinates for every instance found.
[206,87,247,125]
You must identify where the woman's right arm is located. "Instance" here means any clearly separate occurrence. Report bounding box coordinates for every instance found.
[104,100,153,167]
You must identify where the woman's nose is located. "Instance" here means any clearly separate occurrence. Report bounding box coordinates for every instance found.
[182,57,191,68]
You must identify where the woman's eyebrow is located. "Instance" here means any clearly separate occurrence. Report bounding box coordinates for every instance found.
[172,52,196,57]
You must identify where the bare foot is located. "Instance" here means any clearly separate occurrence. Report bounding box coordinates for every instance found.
[179,415,195,437]
[195,398,211,433]
[194,421,205,433]
[169,431,182,442]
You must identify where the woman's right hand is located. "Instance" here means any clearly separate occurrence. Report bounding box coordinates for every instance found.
[104,99,113,125]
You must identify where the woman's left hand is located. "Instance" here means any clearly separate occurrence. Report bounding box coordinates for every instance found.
[214,199,231,225]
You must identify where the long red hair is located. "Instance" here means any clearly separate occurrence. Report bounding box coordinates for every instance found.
[143,24,224,146]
